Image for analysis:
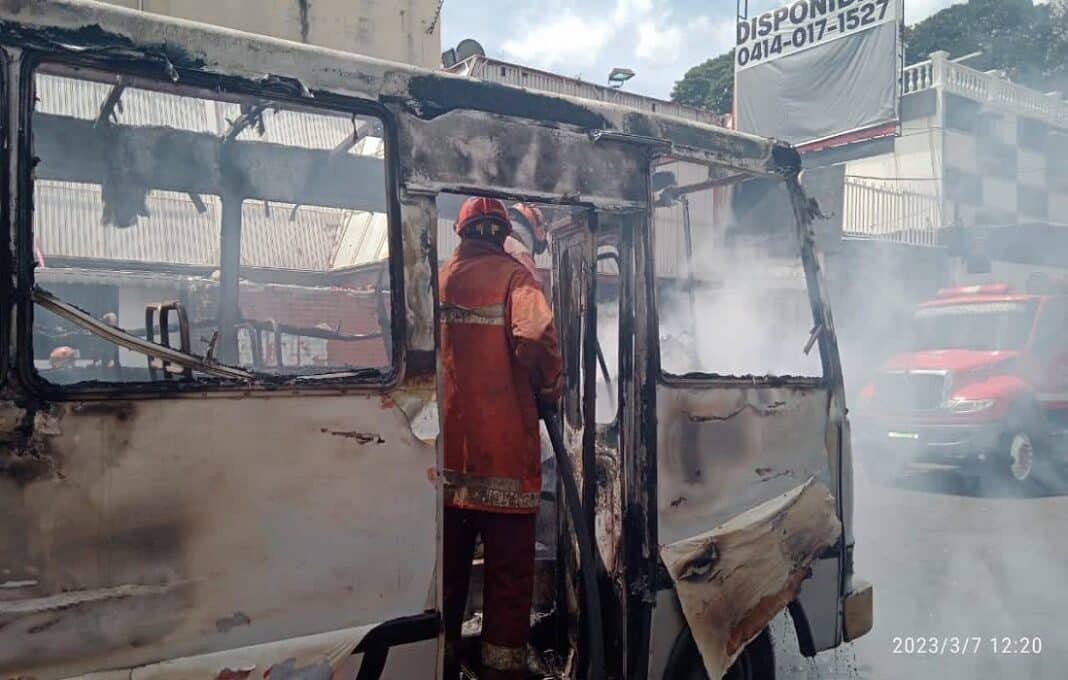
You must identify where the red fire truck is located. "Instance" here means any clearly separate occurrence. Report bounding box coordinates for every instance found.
[855,277,1068,490]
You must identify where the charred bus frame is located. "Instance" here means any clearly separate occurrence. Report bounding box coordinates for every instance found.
[0,1,869,678]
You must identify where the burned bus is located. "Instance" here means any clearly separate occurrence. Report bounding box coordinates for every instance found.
[0,1,870,678]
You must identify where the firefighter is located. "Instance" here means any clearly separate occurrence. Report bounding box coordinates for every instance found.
[504,202,558,548]
[504,202,549,288]
[440,197,563,680]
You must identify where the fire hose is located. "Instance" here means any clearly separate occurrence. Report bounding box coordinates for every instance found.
[539,405,606,679]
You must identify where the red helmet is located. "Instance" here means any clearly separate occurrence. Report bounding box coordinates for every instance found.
[508,203,549,254]
[455,197,511,240]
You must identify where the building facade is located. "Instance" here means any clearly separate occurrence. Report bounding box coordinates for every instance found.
[829,51,1068,245]
[98,0,442,68]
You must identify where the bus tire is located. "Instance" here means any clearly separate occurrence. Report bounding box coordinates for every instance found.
[664,625,775,680]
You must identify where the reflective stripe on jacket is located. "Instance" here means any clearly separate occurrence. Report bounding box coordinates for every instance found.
[439,239,563,514]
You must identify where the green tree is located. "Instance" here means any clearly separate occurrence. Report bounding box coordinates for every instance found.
[905,0,1053,89]
[1049,0,1068,91]
[670,49,734,115]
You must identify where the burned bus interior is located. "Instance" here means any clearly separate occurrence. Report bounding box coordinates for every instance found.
[651,158,827,383]
[24,59,399,391]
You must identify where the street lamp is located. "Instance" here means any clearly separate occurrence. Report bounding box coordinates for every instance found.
[608,67,635,89]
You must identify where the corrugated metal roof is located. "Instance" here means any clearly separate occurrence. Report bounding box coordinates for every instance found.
[36,181,221,266]
[36,183,394,272]
[37,73,217,132]
[37,73,387,150]
[241,202,345,271]
[331,211,390,269]
[34,71,389,271]
[220,104,384,150]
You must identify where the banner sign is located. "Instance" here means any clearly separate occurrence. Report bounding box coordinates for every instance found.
[736,0,897,70]
[733,0,902,146]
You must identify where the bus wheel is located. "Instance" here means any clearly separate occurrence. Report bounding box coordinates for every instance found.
[665,626,775,680]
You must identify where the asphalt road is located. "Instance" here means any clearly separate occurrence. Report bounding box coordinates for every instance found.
[778,464,1068,679]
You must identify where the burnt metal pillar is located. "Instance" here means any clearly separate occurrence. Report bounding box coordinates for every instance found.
[217,193,242,365]
[620,206,658,680]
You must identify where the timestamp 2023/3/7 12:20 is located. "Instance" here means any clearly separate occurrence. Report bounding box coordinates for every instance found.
[892,636,1043,655]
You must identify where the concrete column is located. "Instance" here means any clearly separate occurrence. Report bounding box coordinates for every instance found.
[928,51,950,229]
[929,51,950,88]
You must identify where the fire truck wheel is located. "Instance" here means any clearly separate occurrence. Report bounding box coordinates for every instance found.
[665,625,774,680]
[984,400,1056,495]
[988,428,1038,494]
[999,428,1068,496]
[1007,432,1035,483]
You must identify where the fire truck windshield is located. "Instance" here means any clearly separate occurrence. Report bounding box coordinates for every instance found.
[912,300,1038,352]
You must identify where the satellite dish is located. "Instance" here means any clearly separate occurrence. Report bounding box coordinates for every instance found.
[455,39,486,62]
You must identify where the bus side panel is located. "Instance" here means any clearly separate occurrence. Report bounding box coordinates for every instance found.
[0,394,437,679]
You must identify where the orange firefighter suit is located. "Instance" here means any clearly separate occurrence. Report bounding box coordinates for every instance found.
[440,197,563,679]
[440,240,562,513]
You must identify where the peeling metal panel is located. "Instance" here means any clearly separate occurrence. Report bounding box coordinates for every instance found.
[660,478,841,678]
[388,374,439,444]
[0,396,436,678]
[397,192,435,358]
[657,386,834,546]
[593,438,622,576]
[0,399,62,484]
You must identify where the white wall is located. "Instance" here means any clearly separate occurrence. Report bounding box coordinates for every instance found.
[99,0,442,68]
[845,112,943,190]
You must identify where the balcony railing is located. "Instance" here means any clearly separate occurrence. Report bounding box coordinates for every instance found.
[903,52,1068,129]
[902,59,935,95]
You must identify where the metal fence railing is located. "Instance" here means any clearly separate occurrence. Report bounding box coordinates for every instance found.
[843,178,942,246]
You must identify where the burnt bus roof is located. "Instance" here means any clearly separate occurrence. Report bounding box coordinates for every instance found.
[0,0,800,180]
